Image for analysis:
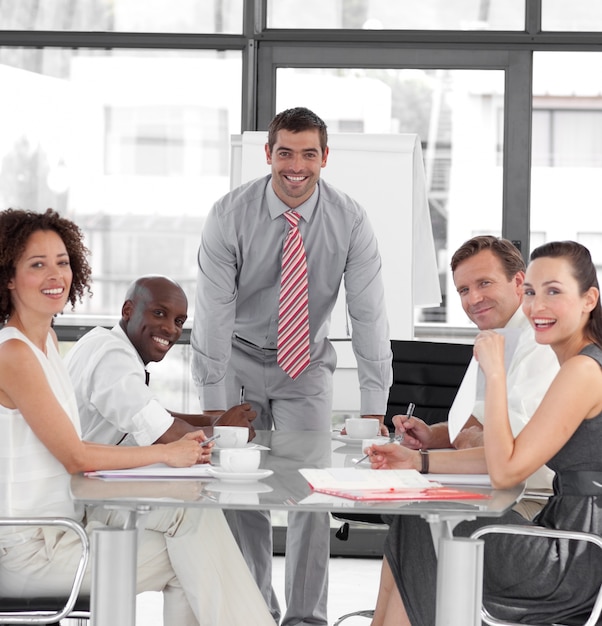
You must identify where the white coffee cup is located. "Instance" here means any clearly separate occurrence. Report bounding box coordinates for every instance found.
[213,426,249,448]
[220,448,261,473]
[345,417,380,439]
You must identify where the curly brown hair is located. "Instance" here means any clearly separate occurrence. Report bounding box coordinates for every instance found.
[0,208,92,321]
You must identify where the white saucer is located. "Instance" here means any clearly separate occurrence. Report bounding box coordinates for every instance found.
[332,434,388,447]
[212,443,269,452]
[207,467,273,483]
[205,481,273,494]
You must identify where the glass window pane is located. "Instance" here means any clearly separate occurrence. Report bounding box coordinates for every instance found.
[542,0,602,32]
[0,48,242,317]
[0,0,243,33]
[267,0,525,30]
[531,52,602,256]
[276,67,505,326]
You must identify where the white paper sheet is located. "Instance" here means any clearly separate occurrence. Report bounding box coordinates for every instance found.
[427,473,491,486]
[85,463,215,480]
[299,467,435,491]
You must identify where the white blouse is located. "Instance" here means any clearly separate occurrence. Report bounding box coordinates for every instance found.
[0,327,83,547]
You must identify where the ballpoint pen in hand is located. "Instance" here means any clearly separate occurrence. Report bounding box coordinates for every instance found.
[355,402,415,465]
[393,402,415,444]
[199,433,220,447]
[239,385,245,404]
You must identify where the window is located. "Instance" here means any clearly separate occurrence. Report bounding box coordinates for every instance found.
[0,48,242,317]
[0,0,244,33]
[542,0,602,31]
[275,66,505,327]
[531,52,602,257]
[267,0,526,30]
[105,106,229,177]
[532,110,602,167]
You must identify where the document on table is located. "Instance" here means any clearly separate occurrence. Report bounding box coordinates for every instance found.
[84,463,215,480]
[299,468,490,501]
[427,473,492,487]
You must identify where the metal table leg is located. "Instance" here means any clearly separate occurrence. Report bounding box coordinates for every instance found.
[91,510,138,626]
[425,514,484,626]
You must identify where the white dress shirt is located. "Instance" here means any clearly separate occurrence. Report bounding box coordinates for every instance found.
[451,307,560,490]
[470,307,559,432]
[65,325,174,446]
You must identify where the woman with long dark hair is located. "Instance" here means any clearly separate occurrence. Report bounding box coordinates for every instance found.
[370,240,602,625]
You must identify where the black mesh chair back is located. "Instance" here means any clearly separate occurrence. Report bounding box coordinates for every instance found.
[384,339,473,430]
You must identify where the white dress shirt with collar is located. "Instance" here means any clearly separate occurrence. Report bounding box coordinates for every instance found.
[65,325,174,446]
[470,306,559,433]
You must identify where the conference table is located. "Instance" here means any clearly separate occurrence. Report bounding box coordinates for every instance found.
[70,430,523,626]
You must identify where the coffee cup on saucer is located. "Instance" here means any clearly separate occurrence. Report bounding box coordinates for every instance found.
[213,426,249,448]
[344,417,380,439]
[219,448,261,473]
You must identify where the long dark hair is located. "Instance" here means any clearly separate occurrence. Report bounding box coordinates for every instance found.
[530,240,602,348]
[0,208,92,322]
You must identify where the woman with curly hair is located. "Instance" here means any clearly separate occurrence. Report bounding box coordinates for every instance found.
[0,208,273,626]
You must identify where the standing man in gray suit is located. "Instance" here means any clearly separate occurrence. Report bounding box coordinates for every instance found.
[191,107,392,626]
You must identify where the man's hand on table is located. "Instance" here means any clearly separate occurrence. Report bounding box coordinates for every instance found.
[211,404,257,441]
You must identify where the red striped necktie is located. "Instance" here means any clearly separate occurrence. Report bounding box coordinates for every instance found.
[277,210,310,379]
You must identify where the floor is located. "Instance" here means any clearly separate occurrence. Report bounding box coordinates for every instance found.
[135,555,382,626]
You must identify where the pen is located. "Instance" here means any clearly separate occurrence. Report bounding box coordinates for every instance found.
[199,433,220,447]
[355,402,416,465]
[240,385,245,404]
[394,402,415,444]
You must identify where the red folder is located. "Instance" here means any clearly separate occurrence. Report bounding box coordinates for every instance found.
[311,486,491,501]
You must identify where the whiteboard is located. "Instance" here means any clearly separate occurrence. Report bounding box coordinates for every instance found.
[231,132,440,341]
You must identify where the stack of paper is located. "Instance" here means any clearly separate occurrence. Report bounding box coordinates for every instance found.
[84,463,214,480]
[299,468,490,501]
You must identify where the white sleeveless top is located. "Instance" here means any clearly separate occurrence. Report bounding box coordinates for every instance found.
[0,327,83,547]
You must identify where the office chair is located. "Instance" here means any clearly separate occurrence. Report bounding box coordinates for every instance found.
[470,525,602,626]
[384,338,473,429]
[333,339,473,625]
[0,517,90,625]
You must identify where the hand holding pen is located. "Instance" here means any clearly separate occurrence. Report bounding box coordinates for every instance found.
[393,402,415,444]
[356,402,415,465]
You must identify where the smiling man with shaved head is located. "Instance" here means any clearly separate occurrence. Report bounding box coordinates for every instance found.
[65,274,255,447]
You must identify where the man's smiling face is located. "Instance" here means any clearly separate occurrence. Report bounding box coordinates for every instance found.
[265,128,329,209]
[122,278,188,365]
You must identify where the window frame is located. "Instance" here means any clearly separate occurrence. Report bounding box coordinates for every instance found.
[0,0,600,289]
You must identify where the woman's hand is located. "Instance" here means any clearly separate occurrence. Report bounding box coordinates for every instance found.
[164,430,213,467]
[367,442,418,470]
[473,330,506,379]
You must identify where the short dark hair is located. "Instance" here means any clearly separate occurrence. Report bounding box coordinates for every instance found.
[267,107,328,153]
[0,208,92,322]
[451,235,525,280]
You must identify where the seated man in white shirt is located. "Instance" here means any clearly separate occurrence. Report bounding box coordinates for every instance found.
[389,236,559,518]
[366,236,560,626]
[64,275,272,624]
[65,274,256,446]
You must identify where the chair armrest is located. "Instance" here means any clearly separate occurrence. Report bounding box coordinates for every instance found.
[0,517,89,625]
[470,524,602,626]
